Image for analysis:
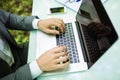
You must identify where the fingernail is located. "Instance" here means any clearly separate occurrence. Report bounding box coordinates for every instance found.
[56,31,60,35]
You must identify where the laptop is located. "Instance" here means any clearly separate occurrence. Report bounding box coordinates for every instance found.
[36,0,118,76]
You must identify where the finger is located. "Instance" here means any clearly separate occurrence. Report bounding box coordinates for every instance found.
[52,18,64,24]
[56,19,66,32]
[54,46,67,53]
[55,52,68,58]
[51,20,65,33]
[56,22,65,33]
[45,29,60,35]
[57,24,66,33]
[56,61,70,69]
[52,22,64,33]
[49,46,67,53]
[55,55,69,63]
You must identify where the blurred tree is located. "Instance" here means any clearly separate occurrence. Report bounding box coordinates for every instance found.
[0,0,32,44]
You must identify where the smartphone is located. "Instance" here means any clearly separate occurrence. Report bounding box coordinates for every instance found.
[48,7,66,14]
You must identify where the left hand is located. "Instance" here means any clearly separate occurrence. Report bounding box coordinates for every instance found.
[37,18,66,35]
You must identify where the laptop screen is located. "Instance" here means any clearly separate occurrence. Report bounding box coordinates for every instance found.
[75,0,118,67]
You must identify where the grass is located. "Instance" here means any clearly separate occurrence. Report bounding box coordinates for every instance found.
[0,0,32,44]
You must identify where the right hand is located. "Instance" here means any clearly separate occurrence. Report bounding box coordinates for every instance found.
[36,46,70,71]
[37,18,66,35]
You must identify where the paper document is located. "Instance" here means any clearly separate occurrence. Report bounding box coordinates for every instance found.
[55,0,83,12]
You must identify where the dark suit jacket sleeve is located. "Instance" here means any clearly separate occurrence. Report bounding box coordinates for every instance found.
[0,10,38,80]
[0,10,39,31]
[0,64,33,80]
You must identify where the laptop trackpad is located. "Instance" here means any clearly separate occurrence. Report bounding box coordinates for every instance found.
[36,31,56,59]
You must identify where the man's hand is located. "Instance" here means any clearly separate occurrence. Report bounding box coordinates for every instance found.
[37,18,66,35]
[36,46,70,71]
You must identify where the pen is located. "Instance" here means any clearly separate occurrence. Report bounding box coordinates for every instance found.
[69,0,81,2]
[76,0,81,2]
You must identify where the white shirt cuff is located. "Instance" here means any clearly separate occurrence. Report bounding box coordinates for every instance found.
[32,19,40,29]
[29,60,43,79]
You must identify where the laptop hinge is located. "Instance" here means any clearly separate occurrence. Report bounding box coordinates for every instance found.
[75,21,88,62]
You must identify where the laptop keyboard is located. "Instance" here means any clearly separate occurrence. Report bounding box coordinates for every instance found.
[56,23,80,63]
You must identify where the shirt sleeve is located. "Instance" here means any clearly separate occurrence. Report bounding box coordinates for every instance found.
[31,19,43,79]
[32,19,40,29]
[29,60,43,79]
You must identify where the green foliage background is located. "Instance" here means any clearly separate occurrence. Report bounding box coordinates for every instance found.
[0,0,32,44]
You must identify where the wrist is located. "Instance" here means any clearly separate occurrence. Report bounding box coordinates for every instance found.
[29,60,43,79]
[32,19,40,29]
[37,20,41,29]
[36,58,44,71]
